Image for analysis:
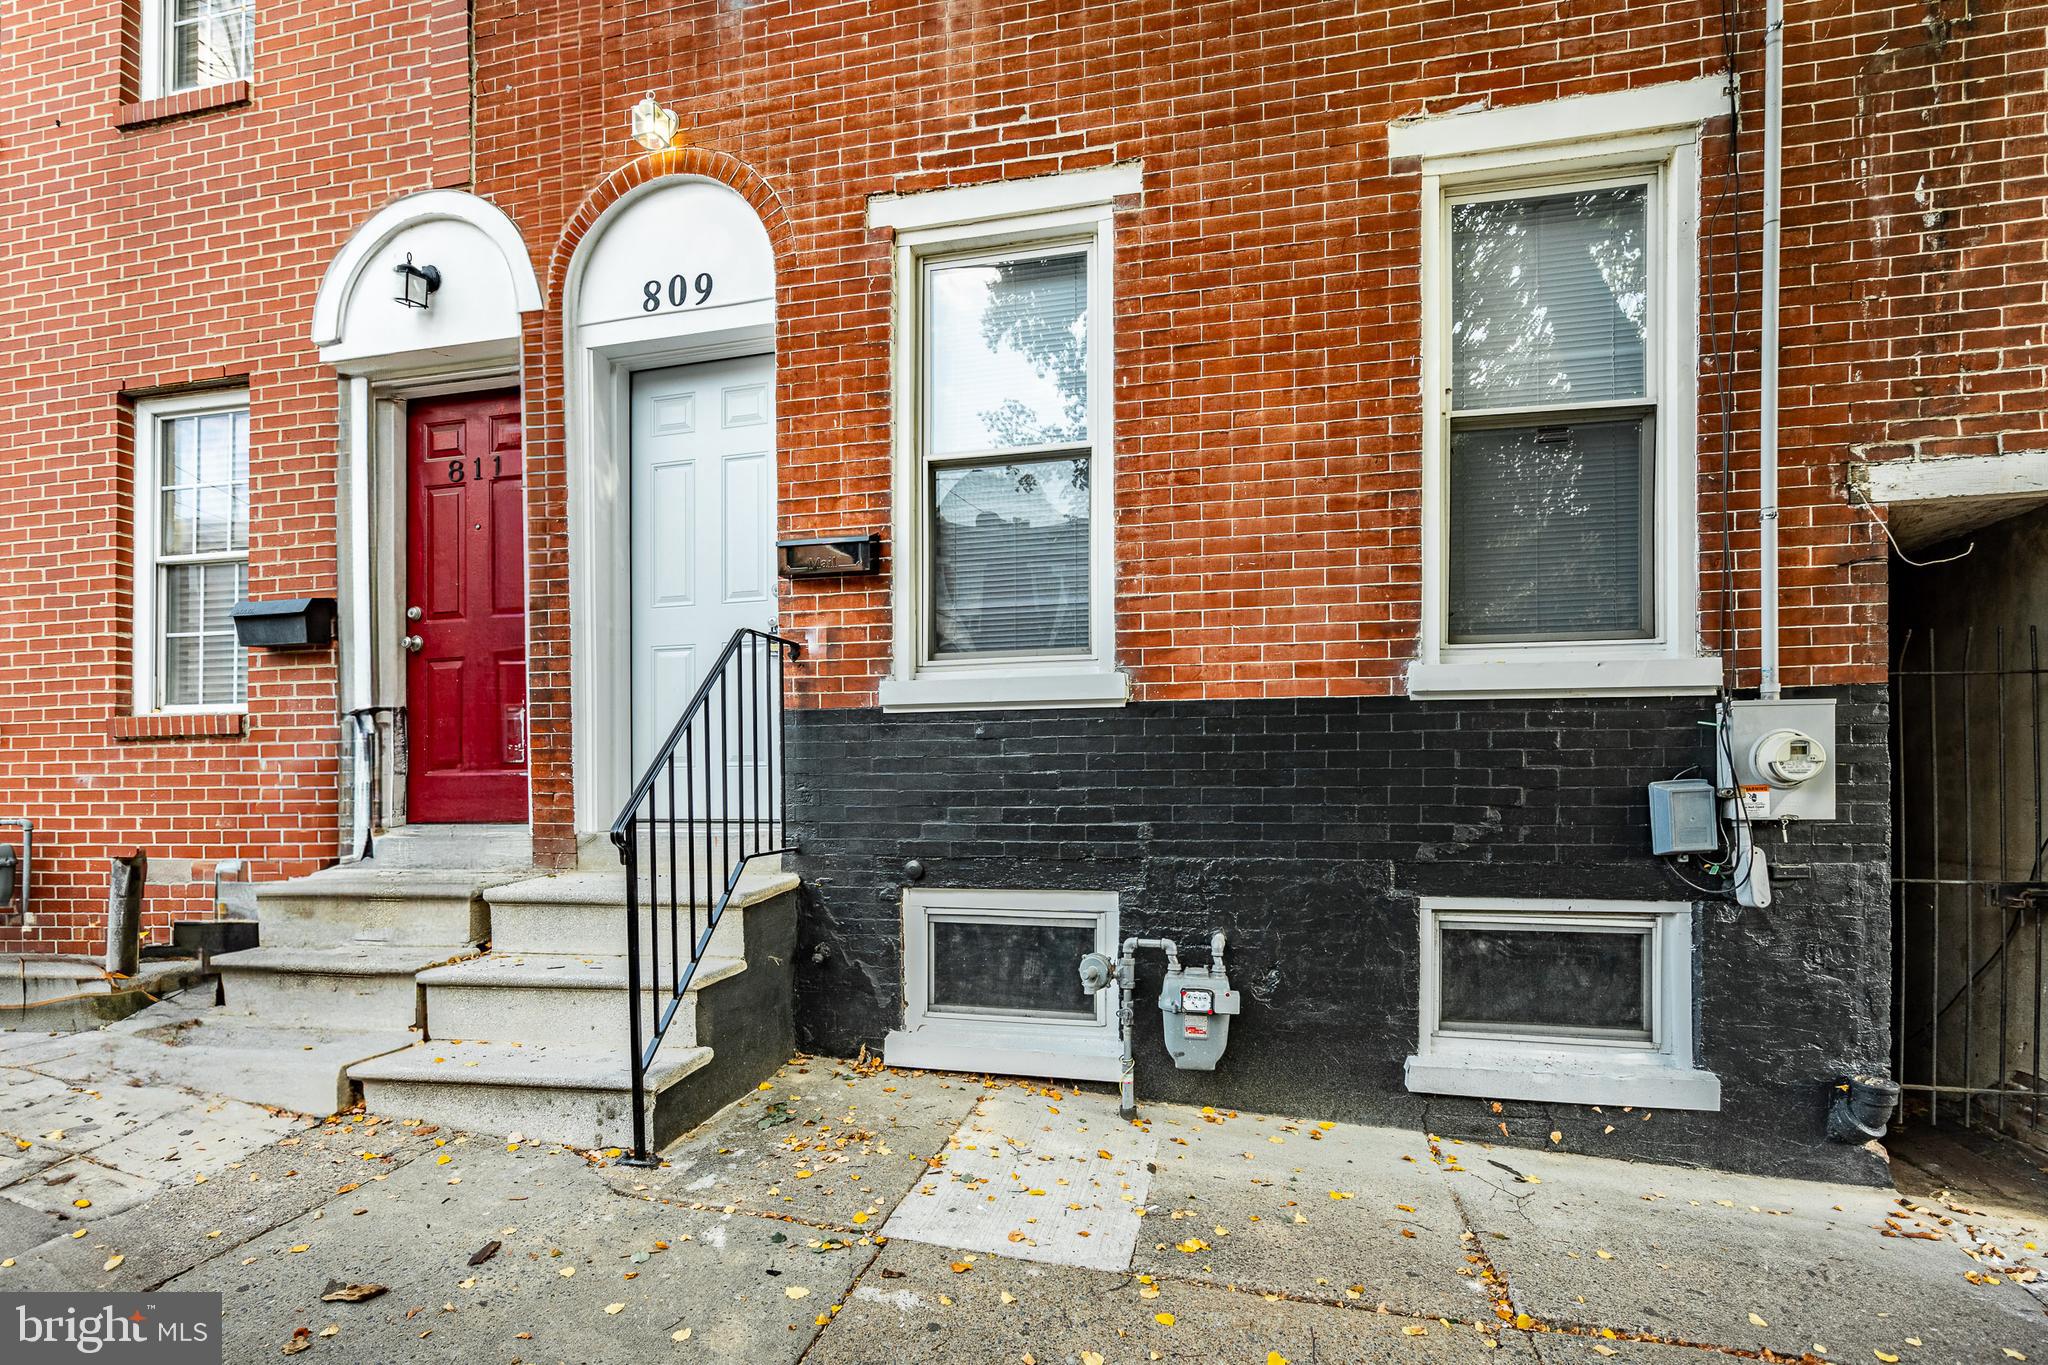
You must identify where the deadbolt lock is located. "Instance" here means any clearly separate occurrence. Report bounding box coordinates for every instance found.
[405,606,423,621]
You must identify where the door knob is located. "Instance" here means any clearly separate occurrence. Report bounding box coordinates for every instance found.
[402,635,424,654]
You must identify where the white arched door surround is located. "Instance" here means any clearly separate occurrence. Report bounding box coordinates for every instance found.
[313,190,543,849]
[563,176,778,849]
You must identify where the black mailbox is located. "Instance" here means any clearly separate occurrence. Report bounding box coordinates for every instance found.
[231,597,338,649]
[776,534,881,579]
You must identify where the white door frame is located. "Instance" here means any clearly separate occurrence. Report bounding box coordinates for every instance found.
[563,176,777,851]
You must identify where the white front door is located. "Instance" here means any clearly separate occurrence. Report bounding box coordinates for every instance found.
[628,355,777,786]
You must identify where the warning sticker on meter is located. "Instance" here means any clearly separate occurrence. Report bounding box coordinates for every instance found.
[1740,786,1772,817]
[1184,1019,1210,1039]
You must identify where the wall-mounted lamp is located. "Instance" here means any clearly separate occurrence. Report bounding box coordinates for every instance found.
[630,93,679,152]
[393,253,441,309]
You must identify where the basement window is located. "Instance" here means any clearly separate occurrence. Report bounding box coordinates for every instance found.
[883,888,1121,1082]
[1404,897,1720,1110]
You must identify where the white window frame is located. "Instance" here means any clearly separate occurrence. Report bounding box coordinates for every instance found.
[138,0,254,101]
[869,166,1139,713]
[1394,80,1726,699]
[132,388,251,716]
[883,887,1122,1082]
[1404,895,1721,1110]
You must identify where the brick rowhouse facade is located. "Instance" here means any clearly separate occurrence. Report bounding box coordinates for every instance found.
[5,0,2045,1173]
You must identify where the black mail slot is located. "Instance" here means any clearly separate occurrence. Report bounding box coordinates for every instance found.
[231,597,338,649]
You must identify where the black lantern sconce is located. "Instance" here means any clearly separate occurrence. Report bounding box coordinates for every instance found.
[393,253,442,309]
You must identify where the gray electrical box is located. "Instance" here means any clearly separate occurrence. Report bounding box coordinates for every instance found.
[1158,963,1240,1070]
[1717,698,1838,821]
[1648,778,1719,854]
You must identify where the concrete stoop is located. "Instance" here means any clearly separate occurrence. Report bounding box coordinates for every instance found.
[0,956,211,1033]
[352,868,800,1151]
[98,998,417,1116]
[213,866,519,1032]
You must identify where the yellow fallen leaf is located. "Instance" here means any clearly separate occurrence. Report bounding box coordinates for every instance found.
[559,1267,575,1277]
[103,1254,124,1271]
[1749,1313,1770,1328]
[1,1259,14,1268]
[604,1302,625,1315]
[437,1155,451,1165]
[950,1262,972,1274]
[1592,1348,1618,1358]
[289,1245,311,1254]
[852,1212,869,1225]
[1329,1190,1354,1200]
[2002,1353,2027,1362]
[318,1325,338,1338]
[1514,1314,1535,1330]
[1874,1353,1899,1363]
[1595,1250,1614,1260]
[72,1199,91,1209]
[1155,1312,1176,1326]
[786,1286,811,1299]
[672,1328,692,1342]
[1268,1355,1291,1365]
[1001,1291,1017,1305]
[1140,1285,1160,1299]
[1402,1324,1427,1336]
[758,1082,774,1090]
[1082,1354,1104,1365]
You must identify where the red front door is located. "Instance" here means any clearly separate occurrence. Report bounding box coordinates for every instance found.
[405,390,528,823]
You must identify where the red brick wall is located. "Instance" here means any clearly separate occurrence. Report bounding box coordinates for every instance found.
[0,0,469,952]
[477,0,2048,854]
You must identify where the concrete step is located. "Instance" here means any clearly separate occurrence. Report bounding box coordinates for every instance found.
[362,823,533,871]
[104,999,415,1115]
[254,867,523,949]
[354,883,803,1152]
[350,1038,715,1151]
[417,953,744,1048]
[215,944,478,1031]
[485,869,798,958]
[0,957,211,1033]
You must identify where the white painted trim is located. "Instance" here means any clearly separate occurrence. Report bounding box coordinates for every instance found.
[312,191,542,350]
[1387,76,1729,163]
[867,162,1143,233]
[884,199,1124,714]
[1406,895,1720,1112]
[563,176,778,836]
[888,888,1121,1079]
[879,669,1131,712]
[1407,655,1722,699]
[1854,449,2048,505]
[1411,126,1712,697]
[138,0,251,101]
[130,387,250,717]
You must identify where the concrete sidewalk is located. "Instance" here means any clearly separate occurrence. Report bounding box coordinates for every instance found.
[1,1038,2043,1363]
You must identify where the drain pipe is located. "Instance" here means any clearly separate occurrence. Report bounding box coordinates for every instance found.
[1758,0,1786,700]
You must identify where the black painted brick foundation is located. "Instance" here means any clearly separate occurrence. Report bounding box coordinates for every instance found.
[787,686,1892,1182]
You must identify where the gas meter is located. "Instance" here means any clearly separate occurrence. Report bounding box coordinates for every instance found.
[1158,961,1240,1071]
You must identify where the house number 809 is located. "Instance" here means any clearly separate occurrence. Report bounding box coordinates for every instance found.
[643,273,714,312]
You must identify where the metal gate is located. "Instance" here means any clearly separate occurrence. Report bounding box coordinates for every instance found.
[1892,626,2048,1134]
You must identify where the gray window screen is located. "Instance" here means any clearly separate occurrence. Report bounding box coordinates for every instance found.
[1438,924,1651,1040]
[924,250,1093,660]
[929,917,1097,1019]
[1446,184,1654,644]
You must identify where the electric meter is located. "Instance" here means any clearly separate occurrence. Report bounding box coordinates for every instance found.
[1751,728,1827,787]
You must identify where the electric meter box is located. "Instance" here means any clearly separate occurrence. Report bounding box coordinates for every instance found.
[1716,698,1837,821]
[1158,963,1240,1071]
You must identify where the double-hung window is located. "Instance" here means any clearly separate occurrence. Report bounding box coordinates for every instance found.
[134,392,250,713]
[1394,79,1728,698]
[870,165,1135,712]
[141,0,255,100]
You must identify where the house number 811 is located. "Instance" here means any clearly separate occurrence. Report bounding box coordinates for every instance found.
[643,273,714,312]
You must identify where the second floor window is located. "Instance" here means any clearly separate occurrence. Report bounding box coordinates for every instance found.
[146,0,254,98]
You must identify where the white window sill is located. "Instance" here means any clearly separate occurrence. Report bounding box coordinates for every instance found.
[884,1026,1122,1083]
[1405,1050,1722,1111]
[1407,654,1722,699]
[879,668,1130,713]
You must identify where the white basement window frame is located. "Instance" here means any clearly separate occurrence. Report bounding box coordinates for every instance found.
[138,0,256,101]
[869,165,1139,713]
[132,388,251,716]
[1404,895,1721,1110]
[1392,79,1726,700]
[883,887,1122,1082]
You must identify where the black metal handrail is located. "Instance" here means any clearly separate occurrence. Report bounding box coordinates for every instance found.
[610,627,801,1161]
